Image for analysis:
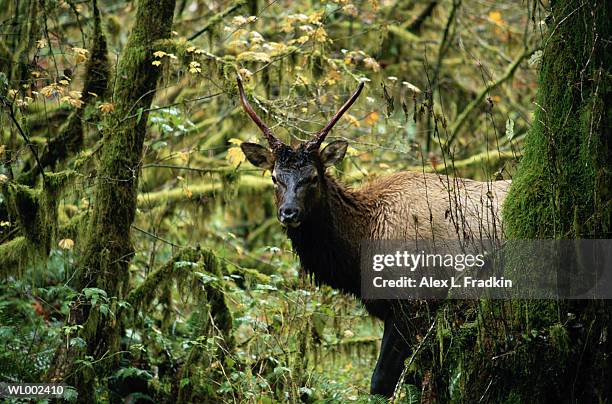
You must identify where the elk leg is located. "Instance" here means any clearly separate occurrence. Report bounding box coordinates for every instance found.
[370,316,411,397]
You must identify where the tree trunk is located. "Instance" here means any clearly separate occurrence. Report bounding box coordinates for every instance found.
[502,0,611,401]
[47,0,176,400]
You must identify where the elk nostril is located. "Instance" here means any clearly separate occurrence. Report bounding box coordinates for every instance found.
[280,206,299,222]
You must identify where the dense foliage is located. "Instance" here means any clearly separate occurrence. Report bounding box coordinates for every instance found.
[3,0,607,402]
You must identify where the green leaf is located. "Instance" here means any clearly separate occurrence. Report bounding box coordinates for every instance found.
[505,118,515,140]
[136,107,144,123]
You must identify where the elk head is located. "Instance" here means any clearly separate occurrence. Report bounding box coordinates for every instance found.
[237,76,364,228]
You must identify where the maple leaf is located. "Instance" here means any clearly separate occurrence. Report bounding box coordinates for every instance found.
[364,57,380,72]
[226,146,246,168]
[58,238,75,250]
[364,111,379,126]
[344,114,361,127]
[98,102,115,114]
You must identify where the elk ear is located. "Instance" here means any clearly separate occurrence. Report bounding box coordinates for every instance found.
[240,142,274,169]
[320,140,348,167]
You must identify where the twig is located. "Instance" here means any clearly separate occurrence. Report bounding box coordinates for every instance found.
[188,0,247,41]
[446,47,533,148]
[391,319,437,403]
[132,224,183,248]
[1,96,46,181]
[141,163,261,173]
[142,163,232,173]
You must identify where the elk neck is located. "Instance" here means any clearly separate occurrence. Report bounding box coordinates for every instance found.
[286,173,373,298]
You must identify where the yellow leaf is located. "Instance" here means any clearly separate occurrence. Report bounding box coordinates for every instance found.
[342,4,358,17]
[75,53,87,64]
[73,47,89,64]
[40,84,63,97]
[313,27,328,43]
[295,74,310,86]
[346,146,360,156]
[226,146,246,168]
[308,10,324,24]
[152,60,162,66]
[183,185,193,199]
[232,15,248,26]
[364,111,379,126]
[228,138,243,145]
[238,68,253,79]
[67,97,84,108]
[188,61,201,74]
[294,35,309,45]
[363,57,380,72]
[250,31,264,44]
[0,174,8,183]
[36,39,47,49]
[58,238,75,250]
[488,11,504,25]
[186,46,196,53]
[344,114,360,127]
[153,50,167,58]
[98,102,115,114]
[72,47,88,55]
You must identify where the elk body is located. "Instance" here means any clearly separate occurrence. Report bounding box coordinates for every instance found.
[237,77,510,397]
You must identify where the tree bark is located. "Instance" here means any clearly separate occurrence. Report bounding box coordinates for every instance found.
[47,0,177,400]
[502,0,611,401]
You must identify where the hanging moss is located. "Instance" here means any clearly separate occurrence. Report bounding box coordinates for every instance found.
[18,0,109,185]
[46,0,178,400]
[173,248,234,402]
[0,237,29,278]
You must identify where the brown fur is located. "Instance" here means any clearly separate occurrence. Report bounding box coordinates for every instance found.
[287,170,509,319]
[236,77,511,396]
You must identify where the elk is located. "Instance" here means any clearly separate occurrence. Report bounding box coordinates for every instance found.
[236,76,509,397]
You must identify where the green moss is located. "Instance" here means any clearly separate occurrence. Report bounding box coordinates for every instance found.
[491,2,612,402]
[503,0,611,239]
[0,237,29,278]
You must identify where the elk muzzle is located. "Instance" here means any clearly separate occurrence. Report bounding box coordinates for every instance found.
[278,203,301,227]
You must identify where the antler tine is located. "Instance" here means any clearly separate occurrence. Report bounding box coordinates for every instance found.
[236,75,283,150]
[306,81,365,150]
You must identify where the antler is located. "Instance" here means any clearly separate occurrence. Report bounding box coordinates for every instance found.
[236,75,284,150]
[305,81,365,151]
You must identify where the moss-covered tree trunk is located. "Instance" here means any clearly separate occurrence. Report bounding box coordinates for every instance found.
[47,0,176,400]
[502,0,611,401]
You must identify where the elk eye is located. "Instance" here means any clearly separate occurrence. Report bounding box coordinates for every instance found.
[271,175,277,184]
[309,175,318,184]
